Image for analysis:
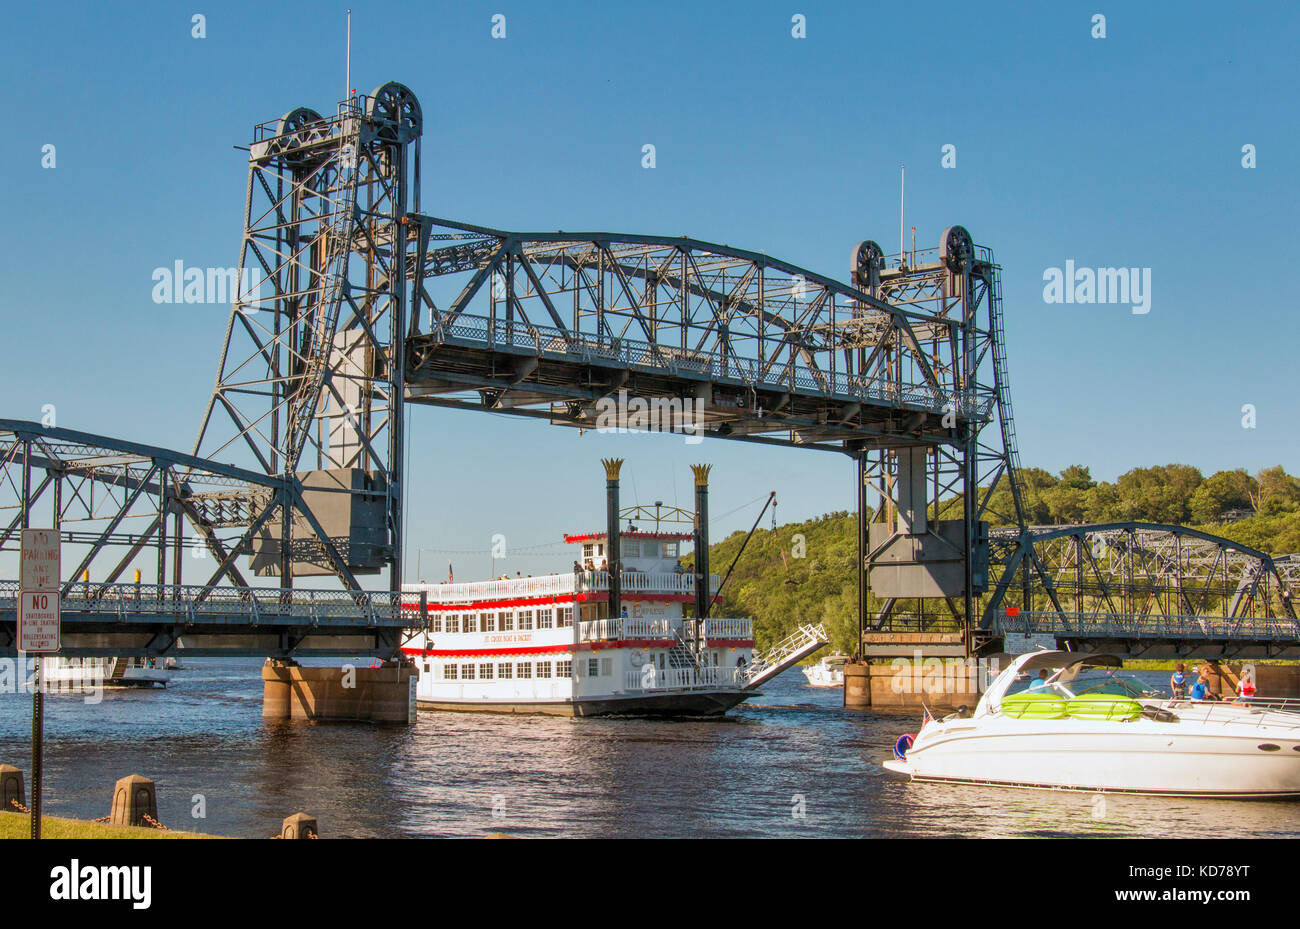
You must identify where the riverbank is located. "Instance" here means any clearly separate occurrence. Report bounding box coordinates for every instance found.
[0,810,219,839]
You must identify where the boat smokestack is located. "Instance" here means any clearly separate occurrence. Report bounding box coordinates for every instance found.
[691,464,712,622]
[602,458,623,621]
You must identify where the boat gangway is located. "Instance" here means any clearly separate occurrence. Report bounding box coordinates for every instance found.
[739,623,829,690]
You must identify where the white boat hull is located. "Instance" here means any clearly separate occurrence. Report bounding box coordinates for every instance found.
[885,708,1300,798]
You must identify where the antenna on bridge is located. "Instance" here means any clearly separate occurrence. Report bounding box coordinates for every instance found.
[899,164,906,267]
[346,9,353,100]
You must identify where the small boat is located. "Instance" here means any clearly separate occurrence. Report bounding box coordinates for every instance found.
[883,650,1300,798]
[801,655,848,687]
[42,657,169,691]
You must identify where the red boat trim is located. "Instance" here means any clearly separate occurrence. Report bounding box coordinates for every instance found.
[402,638,753,658]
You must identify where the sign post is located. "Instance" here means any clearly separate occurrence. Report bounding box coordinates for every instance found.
[19,528,60,840]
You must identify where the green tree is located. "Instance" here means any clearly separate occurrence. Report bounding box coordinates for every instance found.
[1115,464,1203,523]
[1189,469,1257,524]
[1253,466,1300,516]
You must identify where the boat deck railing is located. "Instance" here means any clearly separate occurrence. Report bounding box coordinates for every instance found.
[621,666,742,693]
[408,571,720,605]
[579,617,752,644]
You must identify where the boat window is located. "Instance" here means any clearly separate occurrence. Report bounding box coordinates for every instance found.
[642,540,659,558]
[429,614,442,633]
[537,608,553,629]
[480,663,495,680]
[445,614,459,633]
[583,543,594,560]
[1067,672,1152,699]
[558,607,573,628]
[444,664,458,681]
[587,658,600,677]
[557,660,573,677]
[537,661,553,679]
[664,541,678,557]
[498,663,513,679]
[624,540,641,558]
[482,613,496,632]
[601,657,612,676]
[517,662,532,679]
[519,610,534,630]
[461,663,476,680]
[464,615,478,633]
[499,611,514,631]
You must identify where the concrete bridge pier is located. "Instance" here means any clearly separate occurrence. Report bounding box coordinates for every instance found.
[262,659,418,724]
[844,656,985,713]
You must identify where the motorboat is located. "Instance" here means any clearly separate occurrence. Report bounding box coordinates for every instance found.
[883,650,1300,798]
[801,655,848,687]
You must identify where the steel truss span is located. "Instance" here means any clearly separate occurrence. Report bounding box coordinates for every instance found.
[984,522,1300,657]
[406,218,994,452]
[0,421,409,658]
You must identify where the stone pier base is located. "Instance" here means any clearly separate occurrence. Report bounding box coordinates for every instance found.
[262,661,418,724]
[844,659,984,712]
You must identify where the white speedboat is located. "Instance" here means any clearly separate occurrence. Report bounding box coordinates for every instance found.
[801,655,847,687]
[883,650,1300,798]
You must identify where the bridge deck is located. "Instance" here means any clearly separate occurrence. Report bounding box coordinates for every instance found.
[0,581,419,659]
[994,610,1300,659]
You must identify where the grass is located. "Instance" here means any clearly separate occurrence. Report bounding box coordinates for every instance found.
[0,810,220,839]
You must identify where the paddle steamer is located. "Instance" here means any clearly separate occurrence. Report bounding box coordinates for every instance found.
[403,529,757,716]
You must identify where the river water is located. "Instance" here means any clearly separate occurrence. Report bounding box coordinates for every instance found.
[2,661,1299,838]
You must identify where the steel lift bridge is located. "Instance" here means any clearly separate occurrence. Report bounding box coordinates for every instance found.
[4,81,1293,662]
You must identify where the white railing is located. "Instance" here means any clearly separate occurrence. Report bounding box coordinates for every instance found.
[739,623,829,688]
[407,571,720,605]
[622,666,742,692]
[578,618,677,642]
[703,618,752,639]
[408,574,576,603]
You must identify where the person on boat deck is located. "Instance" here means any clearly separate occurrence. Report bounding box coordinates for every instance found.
[1189,669,1218,701]
[621,607,629,619]
[599,558,608,572]
[1236,672,1257,702]
[1026,669,1051,691]
[573,560,582,575]
[672,559,685,575]
[1170,662,1188,699]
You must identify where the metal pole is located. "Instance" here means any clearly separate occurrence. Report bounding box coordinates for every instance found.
[857,452,867,654]
[603,458,623,622]
[21,439,40,840]
[691,464,711,644]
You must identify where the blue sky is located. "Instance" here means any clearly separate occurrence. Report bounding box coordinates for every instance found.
[1,0,1297,582]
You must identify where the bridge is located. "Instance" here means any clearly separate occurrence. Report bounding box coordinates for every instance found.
[2,80,1296,667]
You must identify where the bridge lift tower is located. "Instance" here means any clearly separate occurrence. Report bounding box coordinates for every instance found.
[851,232,1026,659]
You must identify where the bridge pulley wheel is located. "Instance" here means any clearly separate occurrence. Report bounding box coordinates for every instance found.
[275,107,325,145]
[941,225,974,272]
[365,81,423,138]
[851,240,885,293]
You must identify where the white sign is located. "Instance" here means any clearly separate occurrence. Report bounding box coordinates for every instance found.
[18,590,60,653]
[20,528,61,652]
[21,528,60,591]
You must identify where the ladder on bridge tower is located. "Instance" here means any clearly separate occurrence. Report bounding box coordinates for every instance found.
[739,623,829,690]
[987,268,1026,527]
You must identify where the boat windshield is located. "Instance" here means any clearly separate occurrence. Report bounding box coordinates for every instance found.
[1062,671,1154,699]
[1003,668,1153,700]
